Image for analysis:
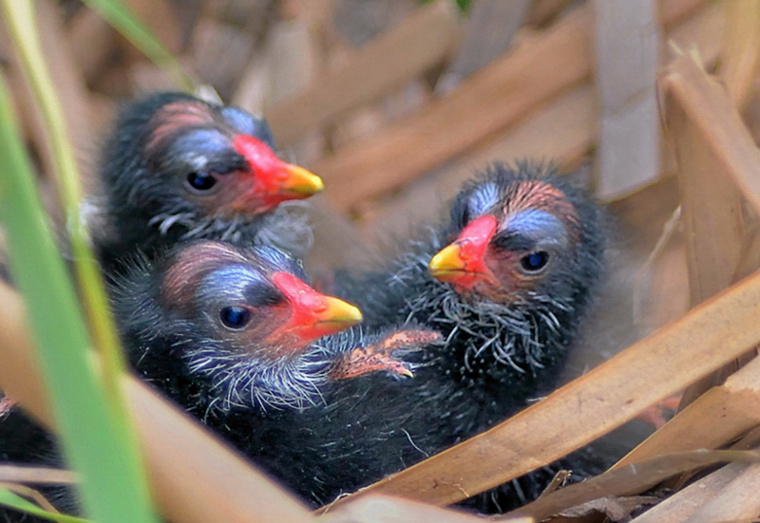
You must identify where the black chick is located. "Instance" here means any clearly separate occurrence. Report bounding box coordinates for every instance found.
[0,241,431,521]
[90,92,324,274]
[112,240,432,416]
[111,240,446,504]
[297,163,608,509]
[334,163,605,416]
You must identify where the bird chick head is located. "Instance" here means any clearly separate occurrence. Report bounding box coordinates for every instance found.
[429,163,602,305]
[158,241,362,360]
[104,93,323,229]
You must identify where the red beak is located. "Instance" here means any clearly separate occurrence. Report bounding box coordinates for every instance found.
[428,215,500,291]
[232,135,324,211]
[271,272,363,345]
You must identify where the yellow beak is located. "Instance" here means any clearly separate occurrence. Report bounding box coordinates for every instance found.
[281,164,325,196]
[428,243,467,281]
[314,297,363,333]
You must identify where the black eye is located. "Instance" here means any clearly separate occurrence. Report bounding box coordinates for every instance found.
[220,306,251,329]
[520,251,549,273]
[186,172,217,191]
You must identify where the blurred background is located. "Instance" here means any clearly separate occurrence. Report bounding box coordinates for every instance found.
[0,0,732,377]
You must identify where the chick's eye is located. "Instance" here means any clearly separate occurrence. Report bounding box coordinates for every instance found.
[220,306,251,329]
[186,172,217,191]
[520,251,549,273]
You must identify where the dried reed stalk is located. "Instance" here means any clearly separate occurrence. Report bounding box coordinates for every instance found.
[662,55,760,410]
[615,355,760,468]
[336,269,760,507]
[665,55,747,409]
[314,0,705,213]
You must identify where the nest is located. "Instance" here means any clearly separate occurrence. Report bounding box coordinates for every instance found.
[2,0,760,521]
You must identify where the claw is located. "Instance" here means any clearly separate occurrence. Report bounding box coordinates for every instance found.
[637,393,682,429]
[330,329,442,380]
[0,394,16,419]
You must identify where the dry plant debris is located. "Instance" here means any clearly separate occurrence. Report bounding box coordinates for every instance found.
[3,1,760,522]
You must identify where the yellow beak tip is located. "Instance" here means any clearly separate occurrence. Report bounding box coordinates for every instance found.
[344,304,363,324]
[321,299,363,329]
[312,177,325,193]
[285,165,325,195]
[428,245,465,278]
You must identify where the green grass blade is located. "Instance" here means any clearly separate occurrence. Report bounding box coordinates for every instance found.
[82,0,196,92]
[0,488,91,523]
[0,4,157,520]
[1,0,129,415]
[0,71,157,522]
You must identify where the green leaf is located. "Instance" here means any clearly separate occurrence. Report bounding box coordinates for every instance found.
[0,50,156,523]
[0,488,91,523]
[0,0,131,417]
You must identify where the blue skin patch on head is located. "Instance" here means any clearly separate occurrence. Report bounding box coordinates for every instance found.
[220,106,276,149]
[506,209,569,249]
[468,182,500,219]
[197,265,268,308]
[171,129,230,162]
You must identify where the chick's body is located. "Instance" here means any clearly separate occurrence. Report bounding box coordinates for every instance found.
[299,164,610,508]
[335,164,605,421]
[112,241,446,506]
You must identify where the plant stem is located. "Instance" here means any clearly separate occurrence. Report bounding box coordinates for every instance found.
[0,1,157,521]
